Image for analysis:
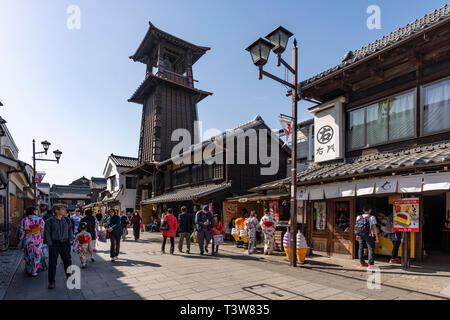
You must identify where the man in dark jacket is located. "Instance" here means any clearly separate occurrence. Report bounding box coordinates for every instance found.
[44,204,73,289]
[106,210,122,262]
[81,209,97,262]
[177,206,193,254]
[195,205,216,256]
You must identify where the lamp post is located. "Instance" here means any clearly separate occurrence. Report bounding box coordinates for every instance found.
[32,139,62,206]
[246,26,299,267]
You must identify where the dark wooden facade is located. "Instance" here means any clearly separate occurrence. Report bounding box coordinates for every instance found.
[129,22,212,164]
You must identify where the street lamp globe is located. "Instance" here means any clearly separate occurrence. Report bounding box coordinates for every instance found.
[245,38,274,67]
[53,149,62,162]
[265,26,293,54]
[41,140,51,152]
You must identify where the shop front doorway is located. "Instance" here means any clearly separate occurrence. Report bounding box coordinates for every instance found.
[423,194,448,256]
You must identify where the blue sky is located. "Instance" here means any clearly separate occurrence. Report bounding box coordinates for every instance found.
[0,0,447,185]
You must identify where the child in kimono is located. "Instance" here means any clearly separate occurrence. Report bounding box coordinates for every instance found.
[75,222,91,268]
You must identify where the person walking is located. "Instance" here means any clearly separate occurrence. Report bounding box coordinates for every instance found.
[19,206,45,277]
[177,206,193,254]
[106,210,122,262]
[74,222,91,268]
[129,211,142,241]
[195,205,216,256]
[71,209,82,252]
[161,208,178,254]
[245,210,259,254]
[211,214,223,256]
[260,208,277,255]
[44,204,73,289]
[80,209,97,262]
[355,204,379,268]
[120,210,129,241]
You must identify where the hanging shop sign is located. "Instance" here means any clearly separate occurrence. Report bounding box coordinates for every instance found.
[423,173,450,191]
[310,97,346,163]
[297,200,305,224]
[393,198,419,232]
[296,188,309,200]
[375,178,398,194]
[398,176,423,193]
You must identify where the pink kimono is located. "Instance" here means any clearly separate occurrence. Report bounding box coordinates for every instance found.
[19,215,45,274]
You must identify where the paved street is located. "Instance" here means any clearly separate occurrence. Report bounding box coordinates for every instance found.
[2,230,446,300]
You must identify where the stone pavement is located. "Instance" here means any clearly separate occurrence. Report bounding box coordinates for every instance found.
[0,248,22,300]
[218,241,450,298]
[2,230,447,300]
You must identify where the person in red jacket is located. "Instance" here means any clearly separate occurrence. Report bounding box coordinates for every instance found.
[161,208,178,255]
[211,214,224,255]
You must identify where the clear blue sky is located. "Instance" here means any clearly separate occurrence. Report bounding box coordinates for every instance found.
[0,0,447,185]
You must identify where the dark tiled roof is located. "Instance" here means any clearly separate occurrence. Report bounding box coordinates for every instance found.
[141,182,231,205]
[50,185,91,200]
[128,73,212,104]
[130,21,210,65]
[110,154,138,168]
[251,140,450,191]
[157,115,290,166]
[300,4,450,89]
[90,177,107,189]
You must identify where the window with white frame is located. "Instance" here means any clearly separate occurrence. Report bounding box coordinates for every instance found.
[423,78,450,134]
[347,91,415,149]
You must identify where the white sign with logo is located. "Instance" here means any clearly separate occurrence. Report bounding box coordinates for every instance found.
[310,97,345,163]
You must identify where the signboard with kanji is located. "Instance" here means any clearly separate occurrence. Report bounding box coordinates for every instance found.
[311,97,345,163]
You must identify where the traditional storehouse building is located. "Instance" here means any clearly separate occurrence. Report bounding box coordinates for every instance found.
[100,154,138,213]
[252,4,450,261]
[50,183,91,212]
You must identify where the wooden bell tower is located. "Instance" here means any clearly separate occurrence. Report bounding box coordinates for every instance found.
[129,22,212,163]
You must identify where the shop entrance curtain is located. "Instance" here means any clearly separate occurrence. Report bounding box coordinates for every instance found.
[398,176,423,193]
[423,173,450,191]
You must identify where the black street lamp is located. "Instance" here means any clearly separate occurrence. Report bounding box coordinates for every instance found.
[246,25,300,267]
[33,139,62,206]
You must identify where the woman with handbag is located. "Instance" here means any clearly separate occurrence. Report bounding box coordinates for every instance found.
[211,214,223,256]
[161,208,178,255]
[19,206,45,277]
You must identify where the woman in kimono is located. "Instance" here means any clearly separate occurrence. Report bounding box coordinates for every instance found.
[75,222,92,268]
[19,206,45,277]
[245,211,259,254]
[259,208,277,255]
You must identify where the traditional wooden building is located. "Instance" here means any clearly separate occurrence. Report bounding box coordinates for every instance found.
[126,22,290,224]
[252,4,450,261]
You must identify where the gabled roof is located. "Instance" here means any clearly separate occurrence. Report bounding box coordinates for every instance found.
[128,72,212,104]
[110,154,138,168]
[50,184,91,200]
[251,140,450,192]
[90,177,107,190]
[157,115,291,167]
[300,4,450,89]
[141,182,231,205]
[130,21,210,65]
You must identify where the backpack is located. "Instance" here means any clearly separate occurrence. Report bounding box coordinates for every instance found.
[160,219,169,231]
[354,215,371,237]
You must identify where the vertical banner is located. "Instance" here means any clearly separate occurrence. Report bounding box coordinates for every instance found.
[393,198,419,232]
[297,200,304,224]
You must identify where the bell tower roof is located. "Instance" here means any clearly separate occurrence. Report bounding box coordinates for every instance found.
[130,21,210,66]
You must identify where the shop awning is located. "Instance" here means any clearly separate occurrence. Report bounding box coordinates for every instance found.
[339,183,356,197]
[309,188,324,200]
[296,188,309,200]
[398,176,423,193]
[423,173,450,191]
[324,184,340,199]
[375,178,398,194]
[356,181,375,196]
[141,182,231,205]
[226,192,289,202]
